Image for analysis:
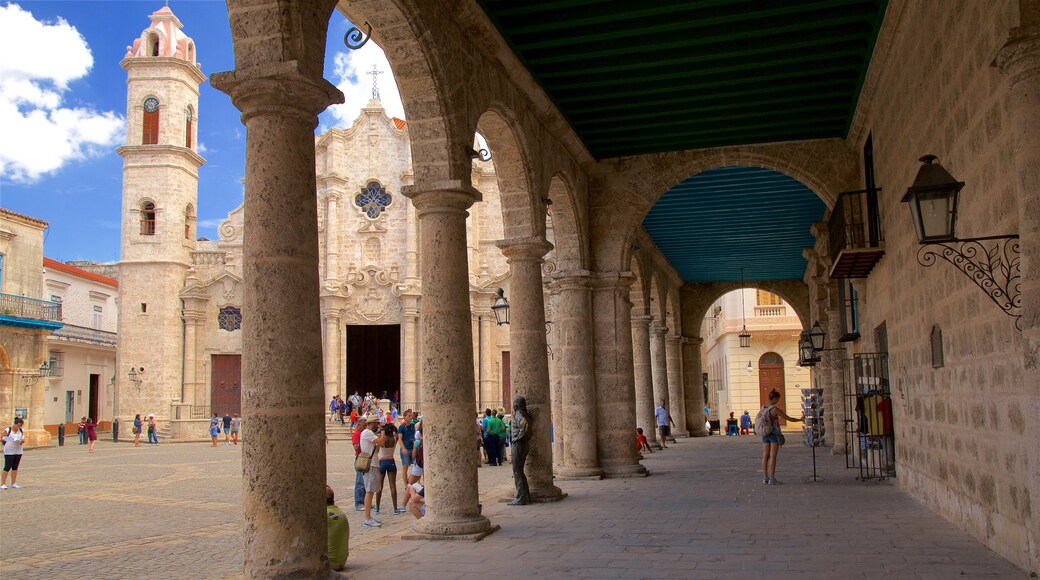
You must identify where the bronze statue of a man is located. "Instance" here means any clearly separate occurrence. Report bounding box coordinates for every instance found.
[508,395,531,505]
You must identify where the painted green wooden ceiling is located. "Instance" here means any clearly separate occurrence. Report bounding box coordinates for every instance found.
[643,166,826,282]
[478,0,886,283]
[477,0,888,159]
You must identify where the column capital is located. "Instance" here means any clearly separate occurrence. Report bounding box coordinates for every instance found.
[651,325,669,337]
[994,25,1040,81]
[402,182,482,212]
[682,335,704,346]
[631,314,652,327]
[496,237,553,261]
[211,61,344,121]
[665,334,682,346]
[589,271,635,290]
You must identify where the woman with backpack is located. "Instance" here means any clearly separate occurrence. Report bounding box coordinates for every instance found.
[1,417,26,489]
[757,389,803,485]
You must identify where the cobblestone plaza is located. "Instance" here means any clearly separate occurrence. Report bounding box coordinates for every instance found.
[0,435,1022,578]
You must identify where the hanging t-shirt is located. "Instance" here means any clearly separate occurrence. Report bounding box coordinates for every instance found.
[877,397,893,434]
[862,394,885,436]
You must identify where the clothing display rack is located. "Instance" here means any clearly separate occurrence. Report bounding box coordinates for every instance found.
[843,352,896,480]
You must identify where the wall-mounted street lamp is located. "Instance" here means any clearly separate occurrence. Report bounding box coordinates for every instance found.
[127,367,145,390]
[491,288,510,326]
[902,155,1021,329]
[22,361,50,387]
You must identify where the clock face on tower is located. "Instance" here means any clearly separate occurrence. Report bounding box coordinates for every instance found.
[144,97,159,113]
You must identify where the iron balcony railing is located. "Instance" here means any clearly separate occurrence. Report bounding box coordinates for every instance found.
[828,188,885,278]
[1,292,63,321]
[52,323,117,347]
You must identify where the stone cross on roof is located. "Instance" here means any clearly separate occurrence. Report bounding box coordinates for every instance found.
[366,64,384,101]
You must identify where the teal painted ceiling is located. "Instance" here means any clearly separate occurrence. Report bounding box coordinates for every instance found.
[477,0,888,159]
[642,166,826,282]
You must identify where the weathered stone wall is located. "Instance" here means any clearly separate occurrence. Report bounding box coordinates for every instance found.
[848,0,1030,568]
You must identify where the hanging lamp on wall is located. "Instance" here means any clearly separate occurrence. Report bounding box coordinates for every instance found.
[738,268,751,348]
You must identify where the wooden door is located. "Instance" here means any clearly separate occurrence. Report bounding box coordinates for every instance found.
[88,374,99,423]
[211,354,242,415]
[758,352,787,425]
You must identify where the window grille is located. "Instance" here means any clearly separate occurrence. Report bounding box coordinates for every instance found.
[354,182,392,219]
[218,306,242,332]
[48,351,65,377]
[140,202,156,235]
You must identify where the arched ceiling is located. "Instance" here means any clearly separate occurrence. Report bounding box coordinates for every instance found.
[642,166,826,283]
[477,0,888,159]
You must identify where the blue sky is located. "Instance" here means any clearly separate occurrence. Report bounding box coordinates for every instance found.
[0,1,404,263]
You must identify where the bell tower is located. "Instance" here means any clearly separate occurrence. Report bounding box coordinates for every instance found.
[115,6,205,426]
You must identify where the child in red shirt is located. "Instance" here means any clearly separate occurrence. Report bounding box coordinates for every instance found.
[636,428,653,454]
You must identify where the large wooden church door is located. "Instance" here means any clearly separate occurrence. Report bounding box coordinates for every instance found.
[758,352,787,425]
[211,354,242,415]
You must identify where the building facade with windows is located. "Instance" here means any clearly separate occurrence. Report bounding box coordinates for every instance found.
[0,209,63,447]
[700,289,809,429]
[42,258,118,433]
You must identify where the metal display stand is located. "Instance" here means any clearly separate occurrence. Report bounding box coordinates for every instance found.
[801,387,825,483]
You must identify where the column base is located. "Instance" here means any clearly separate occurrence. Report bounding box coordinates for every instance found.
[531,485,567,502]
[601,462,649,478]
[555,466,604,480]
[690,428,710,437]
[650,441,663,450]
[672,431,690,438]
[406,515,499,541]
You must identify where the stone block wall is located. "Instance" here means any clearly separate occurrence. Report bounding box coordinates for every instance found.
[849,0,1031,568]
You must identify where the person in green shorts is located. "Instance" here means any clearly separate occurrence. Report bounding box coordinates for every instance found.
[326,484,349,570]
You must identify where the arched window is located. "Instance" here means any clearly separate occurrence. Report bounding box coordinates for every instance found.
[142,97,160,145]
[147,33,159,57]
[140,201,156,236]
[354,181,392,219]
[184,204,195,240]
[185,105,194,148]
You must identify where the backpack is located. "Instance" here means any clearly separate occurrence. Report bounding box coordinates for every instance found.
[754,405,775,437]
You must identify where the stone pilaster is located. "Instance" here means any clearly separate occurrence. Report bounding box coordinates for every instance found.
[591,273,647,477]
[403,183,497,539]
[650,324,671,440]
[323,191,341,285]
[550,271,603,479]
[211,63,343,577]
[994,17,1040,572]
[497,237,564,502]
[824,309,844,453]
[401,295,420,407]
[665,334,688,436]
[477,310,496,407]
[631,314,658,446]
[181,310,204,406]
[321,308,341,401]
[682,336,708,436]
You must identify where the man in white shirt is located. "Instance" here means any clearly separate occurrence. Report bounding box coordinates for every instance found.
[358,413,387,527]
[654,399,676,449]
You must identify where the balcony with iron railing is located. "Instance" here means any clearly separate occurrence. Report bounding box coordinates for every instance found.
[51,323,117,348]
[829,188,885,278]
[0,292,64,330]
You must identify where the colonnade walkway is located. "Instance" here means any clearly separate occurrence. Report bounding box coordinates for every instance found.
[0,434,1022,578]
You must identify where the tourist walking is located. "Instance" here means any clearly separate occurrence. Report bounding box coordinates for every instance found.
[329,396,338,422]
[374,421,404,515]
[209,414,220,447]
[84,417,98,453]
[132,414,142,447]
[1,417,26,489]
[352,413,366,511]
[359,413,387,527]
[77,416,86,445]
[147,414,159,445]
[230,413,241,444]
[222,412,232,444]
[758,389,804,485]
[655,399,675,448]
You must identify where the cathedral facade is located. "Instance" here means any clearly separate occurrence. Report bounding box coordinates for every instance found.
[115,9,518,437]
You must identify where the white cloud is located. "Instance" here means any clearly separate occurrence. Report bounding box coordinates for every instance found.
[197,218,224,230]
[0,4,123,183]
[326,42,405,127]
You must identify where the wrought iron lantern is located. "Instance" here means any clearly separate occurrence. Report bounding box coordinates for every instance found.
[738,327,751,348]
[491,288,510,326]
[902,154,1021,329]
[738,268,751,348]
[22,361,50,387]
[901,155,963,243]
[128,367,145,389]
[808,320,826,352]
[798,331,818,366]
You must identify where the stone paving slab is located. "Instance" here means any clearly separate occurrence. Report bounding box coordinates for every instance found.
[0,435,1026,578]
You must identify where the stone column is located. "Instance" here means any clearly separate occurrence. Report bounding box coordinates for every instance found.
[995,16,1040,570]
[497,237,564,502]
[665,334,688,436]
[591,273,647,477]
[824,309,845,454]
[181,314,200,406]
[631,314,658,447]
[650,324,671,441]
[403,183,496,539]
[478,311,496,408]
[401,296,420,408]
[551,272,603,478]
[211,64,342,576]
[324,191,340,285]
[682,336,708,436]
[322,310,341,401]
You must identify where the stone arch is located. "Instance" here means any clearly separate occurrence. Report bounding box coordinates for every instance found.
[544,172,586,272]
[475,106,539,241]
[592,140,860,273]
[679,280,811,339]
